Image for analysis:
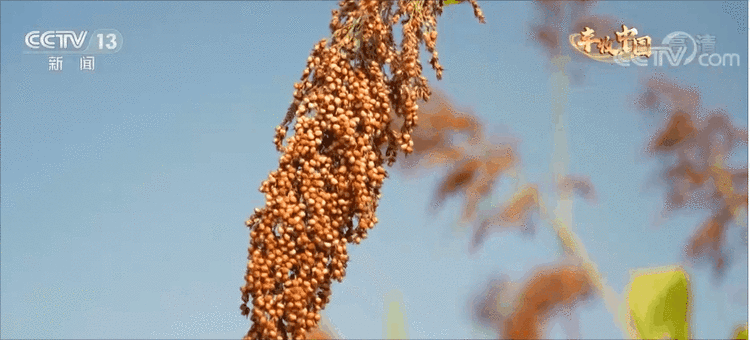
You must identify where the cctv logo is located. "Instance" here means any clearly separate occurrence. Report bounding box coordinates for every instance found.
[25,31,88,49]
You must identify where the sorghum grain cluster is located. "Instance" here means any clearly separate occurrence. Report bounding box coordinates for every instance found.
[240,1,485,339]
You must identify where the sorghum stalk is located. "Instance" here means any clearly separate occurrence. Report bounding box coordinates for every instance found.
[240,1,485,339]
[548,55,633,339]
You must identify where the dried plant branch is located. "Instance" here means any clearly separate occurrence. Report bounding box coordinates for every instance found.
[502,265,594,339]
[636,76,748,276]
[406,86,631,338]
[503,164,636,339]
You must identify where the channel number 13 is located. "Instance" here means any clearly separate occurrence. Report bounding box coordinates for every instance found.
[97,33,118,50]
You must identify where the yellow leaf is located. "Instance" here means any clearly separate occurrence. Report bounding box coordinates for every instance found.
[444,0,461,6]
[626,266,691,340]
[384,289,409,339]
[732,324,748,340]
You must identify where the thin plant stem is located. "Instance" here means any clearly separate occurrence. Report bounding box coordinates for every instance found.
[504,55,636,339]
[509,159,634,338]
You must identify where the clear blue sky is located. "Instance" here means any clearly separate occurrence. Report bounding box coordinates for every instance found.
[1,1,747,339]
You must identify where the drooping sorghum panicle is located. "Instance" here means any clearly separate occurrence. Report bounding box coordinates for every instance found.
[469,264,593,339]
[403,89,483,169]
[471,184,540,250]
[404,90,517,225]
[470,275,518,334]
[240,1,485,339]
[429,143,515,218]
[502,265,593,339]
[636,76,748,275]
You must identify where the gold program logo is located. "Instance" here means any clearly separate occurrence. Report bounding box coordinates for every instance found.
[569,25,651,64]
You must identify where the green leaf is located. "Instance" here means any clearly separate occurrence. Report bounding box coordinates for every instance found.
[626,266,691,340]
[732,324,748,340]
[444,0,461,6]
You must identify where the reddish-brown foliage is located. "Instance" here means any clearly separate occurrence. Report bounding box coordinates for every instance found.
[651,111,697,153]
[403,90,517,222]
[559,175,597,203]
[402,90,482,170]
[471,185,540,250]
[503,265,593,339]
[636,77,702,116]
[431,144,516,221]
[470,265,593,339]
[636,76,748,275]
[471,275,516,331]
[687,210,733,272]
[530,0,598,58]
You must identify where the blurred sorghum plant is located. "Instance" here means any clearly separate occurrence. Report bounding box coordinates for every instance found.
[636,76,749,275]
[470,264,595,339]
[405,90,518,226]
[240,1,485,339]
[406,91,599,249]
[408,92,600,338]
[502,264,593,339]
